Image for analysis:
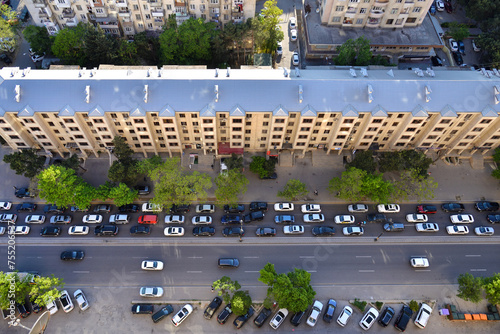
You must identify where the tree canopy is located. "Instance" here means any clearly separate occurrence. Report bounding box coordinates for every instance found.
[212,276,241,304]
[108,136,139,185]
[457,273,483,303]
[3,149,46,179]
[249,156,276,178]
[254,0,284,53]
[231,291,253,316]
[215,169,249,206]
[277,179,308,201]
[346,150,376,173]
[23,25,52,55]
[334,36,372,66]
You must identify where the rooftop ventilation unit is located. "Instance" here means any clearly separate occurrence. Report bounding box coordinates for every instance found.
[298,85,303,104]
[85,85,90,104]
[295,67,300,77]
[349,68,356,77]
[414,68,424,77]
[144,85,148,103]
[360,68,368,77]
[283,67,288,77]
[426,68,435,77]
[215,68,219,77]
[214,85,219,102]
[226,67,230,77]
[22,68,31,77]
[14,85,20,103]
[493,68,500,77]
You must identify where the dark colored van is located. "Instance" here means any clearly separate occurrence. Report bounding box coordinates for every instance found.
[152,304,174,323]
[218,258,239,268]
[244,210,265,223]
[94,225,118,236]
[290,310,306,326]
[131,304,154,314]
[394,305,413,332]
[383,223,405,232]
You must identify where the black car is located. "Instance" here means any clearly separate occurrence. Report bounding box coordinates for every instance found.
[43,204,65,214]
[379,306,395,327]
[30,298,43,314]
[170,204,190,214]
[70,206,90,212]
[119,204,140,213]
[453,52,463,66]
[17,203,37,212]
[0,54,12,64]
[222,227,244,237]
[94,225,118,236]
[367,213,386,223]
[244,210,265,223]
[290,310,306,327]
[475,201,500,212]
[274,214,295,224]
[394,305,413,332]
[312,226,335,236]
[253,307,272,327]
[130,225,150,235]
[16,302,30,318]
[131,304,154,314]
[416,205,437,214]
[223,204,245,213]
[441,202,465,213]
[249,202,268,212]
[487,214,500,224]
[217,304,232,325]
[40,226,61,237]
[60,250,85,261]
[255,227,276,237]
[221,214,243,224]
[152,304,174,323]
[204,297,223,320]
[323,299,336,323]
[135,185,150,195]
[260,172,277,180]
[233,307,254,329]
[431,55,443,67]
[94,204,111,213]
[15,187,34,199]
[193,226,215,237]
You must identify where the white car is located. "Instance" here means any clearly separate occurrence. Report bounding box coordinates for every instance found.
[109,214,129,224]
[142,202,162,212]
[196,204,215,213]
[68,226,89,235]
[289,17,296,29]
[164,226,185,236]
[450,214,474,224]
[164,215,185,224]
[475,226,494,236]
[46,297,58,314]
[337,305,353,327]
[359,307,379,330]
[172,304,193,327]
[141,260,164,271]
[83,214,103,224]
[436,0,445,11]
[306,300,324,327]
[0,201,12,210]
[292,51,299,66]
[192,216,212,225]
[301,204,321,213]
[25,215,46,224]
[269,308,288,330]
[0,227,5,235]
[334,215,355,224]
[472,39,480,52]
[140,286,164,297]
[348,204,368,213]
[406,214,428,223]
[73,289,89,311]
[9,226,30,235]
[343,226,364,236]
[448,38,458,52]
[0,213,17,223]
[415,223,439,232]
[446,225,469,235]
[290,29,297,42]
[274,203,294,211]
[283,225,304,235]
[276,41,283,55]
[303,214,325,223]
[410,257,429,268]
[59,290,74,313]
[377,204,400,213]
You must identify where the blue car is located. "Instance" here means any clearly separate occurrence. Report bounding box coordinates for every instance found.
[430,2,436,14]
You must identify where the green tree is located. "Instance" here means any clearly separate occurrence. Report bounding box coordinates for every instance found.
[57,154,82,172]
[335,36,372,66]
[457,273,483,303]
[399,150,433,176]
[117,39,139,65]
[94,181,114,201]
[448,22,470,41]
[29,275,64,307]
[213,276,241,304]
[51,23,87,65]
[378,151,404,173]
[108,136,139,185]
[136,155,163,175]
[109,183,139,207]
[3,149,46,179]
[23,25,52,55]
[408,300,419,313]
[0,5,17,52]
[0,272,31,307]
[392,170,437,202]
[360,173,393,203]
[231,291,252,316]
[113,136,135,163]
[259,263,316,313]
[277,179,308,201]
[254,0,284,53]
[83,25,118,68]
[483,273,500,305]
[492,147,500,179]
[134,31,160,65]
[328,167,366,201]
[215,169,249,206]
[346,150,376,173]
[224,153,244,171]
[249,156,276,178]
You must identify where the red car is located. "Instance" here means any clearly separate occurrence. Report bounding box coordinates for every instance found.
[416,205,437,214]
[138,214,158,224]
[444,0,452,13]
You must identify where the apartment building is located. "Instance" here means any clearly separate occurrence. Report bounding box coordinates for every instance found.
[0,66,499,162]
[319,0,433,28]
[24,0,256,37]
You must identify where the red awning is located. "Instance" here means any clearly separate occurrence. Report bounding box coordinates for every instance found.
[218,142,244,155]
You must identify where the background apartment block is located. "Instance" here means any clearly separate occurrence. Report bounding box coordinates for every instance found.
[0,67,499,162]
[24,0,256,37]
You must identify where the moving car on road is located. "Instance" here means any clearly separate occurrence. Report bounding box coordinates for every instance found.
[410,257,429,268]
[60,250,84,261]
[140,287,164,298]
[141,260,164,271]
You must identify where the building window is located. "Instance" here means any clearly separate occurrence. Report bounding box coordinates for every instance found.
[480,119,492,124]
[232,119,242,123]
[273,127,283,131]
[300,127,310,131]
[440,119,451,124]
[386,19,393,24]
[203,119,213,123]
[360,8,366,13]
[332,16,341,22]
[336,6,344,11]
[356,18,363,24]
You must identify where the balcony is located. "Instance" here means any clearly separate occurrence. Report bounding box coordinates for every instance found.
[151,8,164,17]
[174,0,186,7]
[232,15,244,23]
[375,0,389,4]
[33,0,46,8]
[118,9,131,17]
[366,17,380,26]
[232,4,243,13]
[92,0,104,7]
[369,9,385,17]
[98,21,119,29]
[62,8,76,18]
[38,9,50,19]
[66,18,78,26]
[154,17,163,23]
[148,0,162,4]
[115,0,128,8]
[58,0,71,8]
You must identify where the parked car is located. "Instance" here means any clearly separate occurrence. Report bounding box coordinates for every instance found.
[436,0,445,11]
[334,215,355,224]
[70,206,89,212]
[140,287,164,298]
[43,204,64,214]
[15,187,35,198]
[171,304,193,327]
[337,305,353,327]
[429,1,436,14]
[348,204,368,213]
[152,304,174,323]
[289,16,296,29]
[16,302,30,318]
[93,204,111,213]
[142,202,162,212]
[141,260,164,271]
[50,215,72,224]
[255,227,276,237]
[109,214,130,224]
[472,39,480,52]
[249,202,268,212]
[135,185,150,195]
[130,225,151,235]
[164,215,185,224]
[170,204,190,214]
[292,51,299,66]
[244,210,265,223]
[415,223,439,232]
[9,226,30,235]
[94,225,118,236]
[68,225,89,236]
[359,307,379,330]
[343,226,364,236]
[394,305,413,331]
[253,307,271,327]
[204,297,222,320]
[444,0,452,13]
[301,204,321,213]
[223,204,245,213]
[312,226,336,236]
[274,202,294,211]
[442,202,465,212]
[0,213,17,223]
[221,214,244,224]
[304,214,325,223]
[164,227,185,236]
[274,214,295,224]
[196,204,215,213]
[417,205,437,214]
[377,204,400,213]
[410,257,430,268]
[60,250,84,261]
[453,52,464,66]
[448,38,458,51]
[217,303,232,325]
[192,216,212,225]
[269,308,288,329]
[414,303,432,329]
[290,310,307,327]
[290,29,297,42]
[457,40,465,54]
[283,225,304,235]
[25,215,45,224]
[475,201,499,212]
[0,53,12,64]
[29,48,45,62]
[276,41,283,55]
[193,226,215,236]
[138,215,158,225]
[487,214,500,224]
[131,304,154,314]
[475,226,494,236]
[73,289,89,311]
[378,306,395,326]
[59,290,74,313]
[17,203,37,212]
[446,225,469,235]
[323,299,337,323]
[222,227,244,237]
[450,214,474,224]
[233,306,254,329]
[119,204,140,213]
[406,213,428,223]
[46,298,58,315]
[40,226,61,237]
[83,214,103,224]
[383,223,405,232]
[431,55,443,66]
[367,213,386,223]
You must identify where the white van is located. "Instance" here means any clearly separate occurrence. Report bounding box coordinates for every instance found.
[414,303,432,329]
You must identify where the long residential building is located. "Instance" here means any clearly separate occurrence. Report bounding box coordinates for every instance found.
[0,66,499,161]
[24,0,255,37]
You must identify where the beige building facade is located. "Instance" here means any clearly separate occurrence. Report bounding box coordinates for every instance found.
[24,0,256,37]
[0,66,499,161]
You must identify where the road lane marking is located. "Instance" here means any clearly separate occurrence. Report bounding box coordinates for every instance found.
[358,270,375,273]
[465,255,481,257]
[470,269,487,272]
[415,270,431,272]
[73,271,89,274]
[132,256,145,259]
[244,256,259,259]
[187,271,202,273]
[299,256,315,259]
[244,271,260,273]
[356,256,372,258]
[188,256,203,259]
[130,271,142,274]
[306,270,317,273]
